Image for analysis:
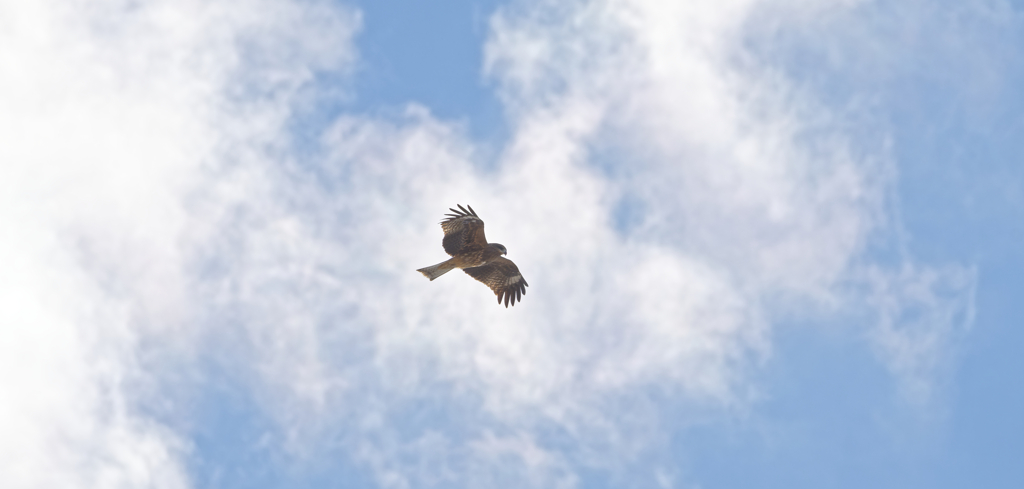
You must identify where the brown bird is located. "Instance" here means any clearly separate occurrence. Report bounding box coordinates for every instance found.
[417,204,528,307]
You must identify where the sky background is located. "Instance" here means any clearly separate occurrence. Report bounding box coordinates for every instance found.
[1,0,1022,488]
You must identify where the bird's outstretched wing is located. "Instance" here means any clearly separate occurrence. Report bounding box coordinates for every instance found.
[463,257,528,307]
[440,204,488,256]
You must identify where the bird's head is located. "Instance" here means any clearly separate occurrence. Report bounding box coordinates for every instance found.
[490,243,508,255]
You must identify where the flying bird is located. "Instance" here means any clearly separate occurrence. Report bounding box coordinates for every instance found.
[417,204,528,307]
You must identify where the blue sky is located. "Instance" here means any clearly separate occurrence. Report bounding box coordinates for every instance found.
[1,1,1022,488]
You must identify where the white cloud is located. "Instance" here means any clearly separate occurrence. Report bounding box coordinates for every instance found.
[867,263,977,405]
[1,0,982,487]
[0,0,358,487]
[218,0,973,484]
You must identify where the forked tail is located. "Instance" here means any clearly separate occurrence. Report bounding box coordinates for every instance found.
[416,259,457,281]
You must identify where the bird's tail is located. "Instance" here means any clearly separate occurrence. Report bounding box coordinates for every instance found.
[416,259,457,281]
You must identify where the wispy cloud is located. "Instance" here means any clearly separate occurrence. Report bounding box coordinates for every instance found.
[0,0,358,487]
[216,0,974,485]
[867,263,977,405]
[1,0,982,487]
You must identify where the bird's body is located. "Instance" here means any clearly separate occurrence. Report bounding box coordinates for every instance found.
[417,205,528,307]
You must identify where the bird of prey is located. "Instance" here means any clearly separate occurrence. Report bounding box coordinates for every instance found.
[417,204,528,307]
